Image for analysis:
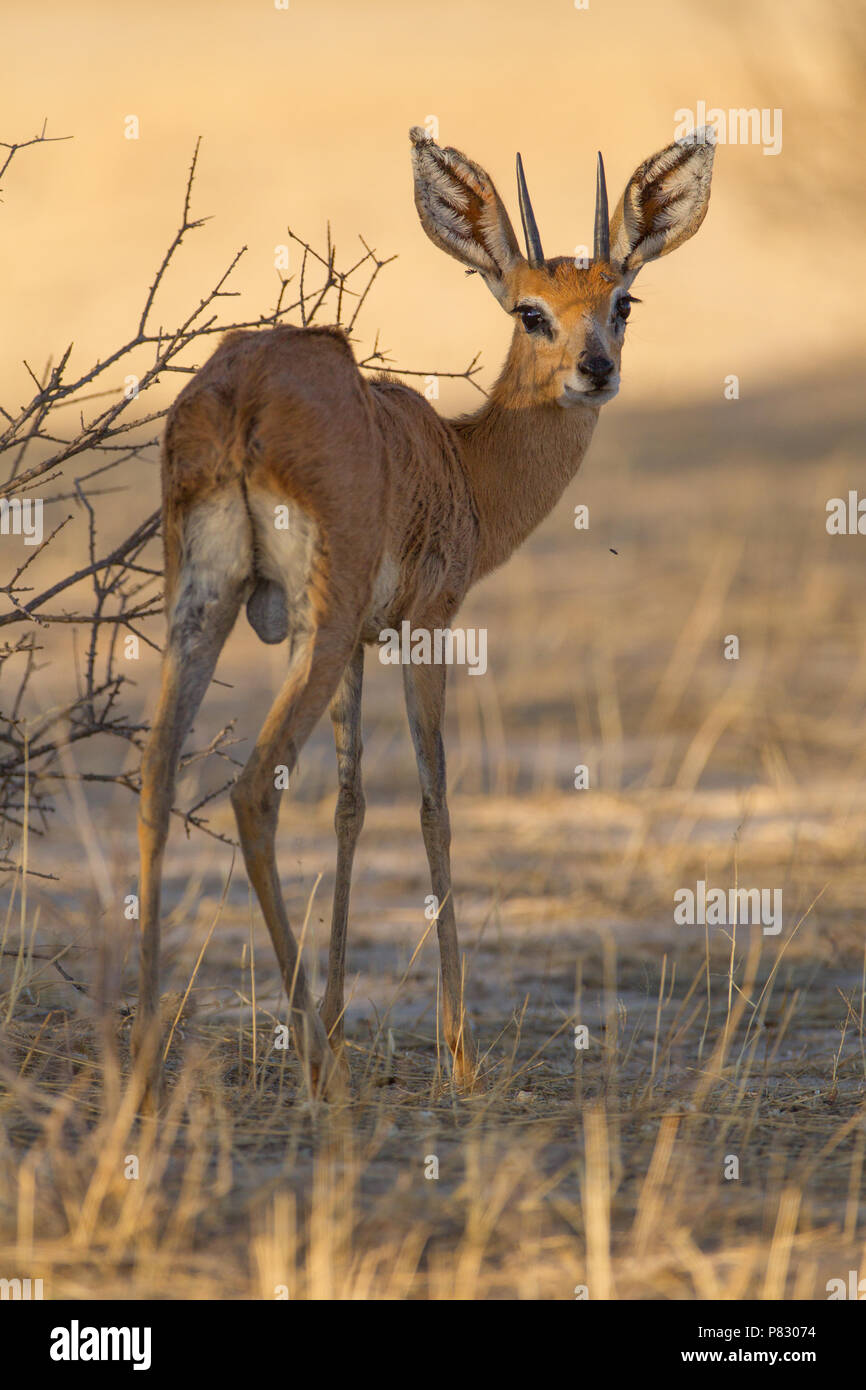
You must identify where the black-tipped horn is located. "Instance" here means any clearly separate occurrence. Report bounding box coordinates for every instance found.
[516,152,544,267]
[594,151,610,263]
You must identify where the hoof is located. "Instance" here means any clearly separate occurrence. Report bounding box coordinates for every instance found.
[131,1010,165,1114]
[450,1040,484,1094]
[309,1047,351,1101]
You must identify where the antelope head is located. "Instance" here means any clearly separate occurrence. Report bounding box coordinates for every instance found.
[410,125,715,409]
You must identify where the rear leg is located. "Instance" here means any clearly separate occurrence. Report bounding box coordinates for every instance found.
[134,495,251,1106]
[230,618,361,1099]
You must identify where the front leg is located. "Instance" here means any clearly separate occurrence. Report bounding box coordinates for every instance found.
[321,644,365,1046]
[402,658,479,1091]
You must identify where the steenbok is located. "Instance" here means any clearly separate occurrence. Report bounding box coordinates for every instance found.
[134,124,715,1100]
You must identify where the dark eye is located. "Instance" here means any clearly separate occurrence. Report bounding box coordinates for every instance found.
[519,306,544,333]
[616,294,639,323]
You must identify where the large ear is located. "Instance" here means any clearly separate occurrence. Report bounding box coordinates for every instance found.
[409,127,523,303]
[609,126,715,283]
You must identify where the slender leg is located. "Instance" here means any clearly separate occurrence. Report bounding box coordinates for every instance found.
[134,579,243,1104]
[320,644,365,1044]
[230,622,358,1097]
[402,659,478,1090]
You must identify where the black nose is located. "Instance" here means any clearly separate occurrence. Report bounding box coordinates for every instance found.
[578,352,614,383]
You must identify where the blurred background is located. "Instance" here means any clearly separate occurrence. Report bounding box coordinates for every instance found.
[1,0,864,416]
